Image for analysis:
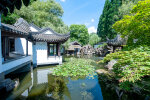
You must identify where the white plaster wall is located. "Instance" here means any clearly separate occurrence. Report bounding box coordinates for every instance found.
[44,30,53,35]
[15,38,33,55]
[34,42,62,65]
[2,56,31,73]
[15,38,26,54]
[30,26,38,32]
[28,41,33,55]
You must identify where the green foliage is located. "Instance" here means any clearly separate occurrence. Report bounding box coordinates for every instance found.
[63,39,71,50]
[99,46,150,90]
[89,33,101,46]
[70,24,89,45]
[97,43,107,48]
[0,0,31,16]
[52,58,96,77]
[97,0,122,40]
[2,0,69,34]
[116,0,141,18]
[113,0,150,46]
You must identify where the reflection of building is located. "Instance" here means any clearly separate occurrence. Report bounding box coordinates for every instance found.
[7,68,52,99]
[66,41,82,55]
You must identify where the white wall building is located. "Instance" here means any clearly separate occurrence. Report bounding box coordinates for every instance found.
[0,18,70,77]
[13,18,70,67]
[0,19,31,77]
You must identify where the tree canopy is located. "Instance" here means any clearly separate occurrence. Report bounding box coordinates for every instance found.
[97,0,122,41]
[0,0,31,16]
[113,0,150,46]
[89,33,101,46]
[70,24,89,45]
[97,0,141,41]
[2,0,69,34]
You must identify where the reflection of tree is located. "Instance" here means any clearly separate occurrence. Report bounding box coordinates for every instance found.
[70,76,86,81]
[48,75,71,100]
[81,91,93,100]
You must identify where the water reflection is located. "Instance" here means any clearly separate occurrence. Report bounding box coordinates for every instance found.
[6,66,103,100]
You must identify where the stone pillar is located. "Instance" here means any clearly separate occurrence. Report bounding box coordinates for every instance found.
[26,39,28,56]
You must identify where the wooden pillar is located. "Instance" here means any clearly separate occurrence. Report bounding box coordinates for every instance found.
[56,44,58,56]
[0,13,2,73]
[5,37,9,56]
[26,39,28,56]
[58,43,61,57]
[4,37,7,61]
[32,42,37,68]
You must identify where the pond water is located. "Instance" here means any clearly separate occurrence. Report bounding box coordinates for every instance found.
[0,55,147,100]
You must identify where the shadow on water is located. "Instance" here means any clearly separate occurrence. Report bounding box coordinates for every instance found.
[1,55,148,100]
[1,55,104,100]
[3,68,103,100]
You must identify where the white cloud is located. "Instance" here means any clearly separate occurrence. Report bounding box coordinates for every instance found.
[60,0,66,2]
[88,26,97,34]
[91,19,95,22]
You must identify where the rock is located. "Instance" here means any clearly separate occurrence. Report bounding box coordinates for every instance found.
[0,78,15,92]
[105,60,117,70]
[80,45,95,55]
[96,69,108,74]
[95,45,110,57]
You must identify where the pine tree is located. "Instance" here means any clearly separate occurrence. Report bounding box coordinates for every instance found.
[97,0,111,40]
[97,0,122,41]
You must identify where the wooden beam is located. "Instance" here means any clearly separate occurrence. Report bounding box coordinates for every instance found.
[1,31,27,38]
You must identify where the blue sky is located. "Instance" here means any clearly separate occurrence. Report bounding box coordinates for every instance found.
[55,0,105,33]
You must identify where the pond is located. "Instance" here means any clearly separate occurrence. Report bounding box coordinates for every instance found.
[0,55,146,100]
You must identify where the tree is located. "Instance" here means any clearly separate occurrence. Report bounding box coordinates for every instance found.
[113,0,150,46]
[0,0,31,16]
[97,0,122,41]
[70,24,89,45]
[89,33,101,47]
[115,0,141,19]
[2,0,69,34]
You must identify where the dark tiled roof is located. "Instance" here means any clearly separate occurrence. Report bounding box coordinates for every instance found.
[14,18,31,33]
[30,23,41,31]
[1,18,70,43]
[70,41,81,46]
[1,23,28,36]
[29,29,70,43]
[107,35,126,46]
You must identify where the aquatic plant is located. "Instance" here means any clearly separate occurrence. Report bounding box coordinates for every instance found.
[52,58,96,78]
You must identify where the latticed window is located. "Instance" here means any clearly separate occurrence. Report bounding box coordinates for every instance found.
[48,44,58,56]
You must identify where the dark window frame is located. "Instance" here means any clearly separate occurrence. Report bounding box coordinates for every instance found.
[47,43,58,57]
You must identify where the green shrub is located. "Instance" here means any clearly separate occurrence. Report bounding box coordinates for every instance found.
[98,46,150,90]
[97,43,107,48]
